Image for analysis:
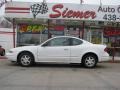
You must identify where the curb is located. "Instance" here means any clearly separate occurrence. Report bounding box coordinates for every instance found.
[100,60,120,63]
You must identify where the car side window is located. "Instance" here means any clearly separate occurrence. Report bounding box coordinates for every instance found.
[71,38,83,46]
[42,37,70,47]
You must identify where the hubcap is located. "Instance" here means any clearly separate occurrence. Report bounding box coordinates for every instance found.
[20,55,31,66]
[85,56,95,67]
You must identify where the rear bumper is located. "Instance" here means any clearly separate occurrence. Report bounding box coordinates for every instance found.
[101,56,110,62]
[100,52,110,62]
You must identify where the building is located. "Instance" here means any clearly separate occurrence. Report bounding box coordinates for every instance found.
[0,17,13,52]
[1,1,120,54]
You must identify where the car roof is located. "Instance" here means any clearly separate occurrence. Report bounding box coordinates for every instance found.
[52,36,80,39]
[51,36,85,41]
[51,36,92,44]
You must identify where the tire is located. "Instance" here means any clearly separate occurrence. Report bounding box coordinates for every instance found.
[82,54,98,68]
[18,52,34,67]
[1,50,5,56]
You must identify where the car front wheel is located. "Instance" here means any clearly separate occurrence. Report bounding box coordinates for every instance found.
[82,54,98,68]
[18,52,34,67]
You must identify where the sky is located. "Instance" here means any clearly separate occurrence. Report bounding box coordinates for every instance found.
[4,0,120,5]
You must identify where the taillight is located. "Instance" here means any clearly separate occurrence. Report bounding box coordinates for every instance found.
[104,47,108,52]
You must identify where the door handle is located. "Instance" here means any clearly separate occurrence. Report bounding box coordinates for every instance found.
[64,48,68,50]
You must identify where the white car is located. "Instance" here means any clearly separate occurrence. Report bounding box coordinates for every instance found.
[6,36,110,68]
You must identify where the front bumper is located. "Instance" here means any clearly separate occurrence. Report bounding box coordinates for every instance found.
[101,56,110,61]
[6,53,17,61]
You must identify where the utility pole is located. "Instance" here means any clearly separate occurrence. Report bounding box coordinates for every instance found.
[80,0,84,4]
[100,0,102,6]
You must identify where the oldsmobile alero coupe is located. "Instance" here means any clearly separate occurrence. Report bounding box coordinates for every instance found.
[6,36,110,68]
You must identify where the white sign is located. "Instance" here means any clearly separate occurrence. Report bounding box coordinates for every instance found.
[4,2,120,22]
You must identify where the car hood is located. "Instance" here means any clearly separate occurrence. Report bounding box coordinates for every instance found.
[9,46,38,52]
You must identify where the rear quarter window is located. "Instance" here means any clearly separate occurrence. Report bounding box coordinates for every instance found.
[71,38,83,46]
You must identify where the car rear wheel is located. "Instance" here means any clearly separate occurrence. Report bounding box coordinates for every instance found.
[18,52,34,67]
[82,54,98,68]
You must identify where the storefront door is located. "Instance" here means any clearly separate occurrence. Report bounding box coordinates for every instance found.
[87,29,103,44]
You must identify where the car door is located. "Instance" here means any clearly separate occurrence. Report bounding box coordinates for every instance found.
[37,37,71,62]
[70,38,84,63]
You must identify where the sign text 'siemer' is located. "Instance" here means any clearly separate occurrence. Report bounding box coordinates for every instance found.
[49,4,96,19]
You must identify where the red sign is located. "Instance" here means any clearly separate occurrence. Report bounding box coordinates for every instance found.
[54,26,64,31]
[104,27,120,36]
[49,4,96,19]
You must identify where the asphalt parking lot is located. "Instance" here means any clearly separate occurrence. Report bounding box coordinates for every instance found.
[0,59,120,90]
